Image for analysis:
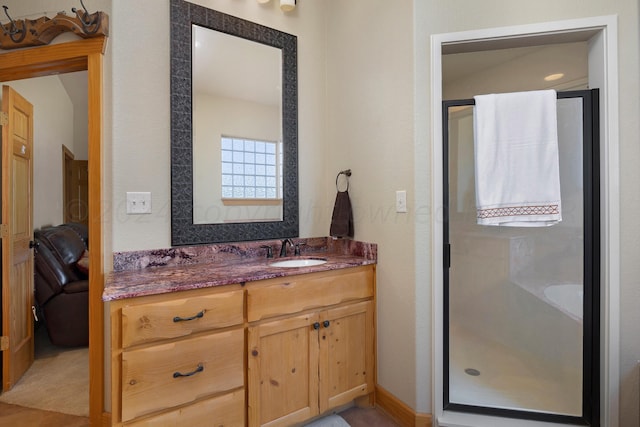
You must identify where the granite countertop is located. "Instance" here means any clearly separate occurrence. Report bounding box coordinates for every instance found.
[103,238,377,301]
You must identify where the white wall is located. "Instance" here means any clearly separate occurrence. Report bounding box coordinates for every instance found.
[324,0,417,408]
[4,76,74,229]
[59,72,89,160]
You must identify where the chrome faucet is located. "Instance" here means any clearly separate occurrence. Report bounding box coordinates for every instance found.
[279,238,293,257]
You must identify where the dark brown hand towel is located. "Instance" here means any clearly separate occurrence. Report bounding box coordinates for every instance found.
[330,190,354,238]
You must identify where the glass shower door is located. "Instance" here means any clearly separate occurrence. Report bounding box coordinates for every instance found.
[443,90,599,425]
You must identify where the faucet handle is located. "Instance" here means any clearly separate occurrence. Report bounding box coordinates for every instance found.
[294,241,305,256]
[260,245,274,259]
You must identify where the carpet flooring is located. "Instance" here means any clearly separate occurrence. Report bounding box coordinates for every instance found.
[0,326,89,417]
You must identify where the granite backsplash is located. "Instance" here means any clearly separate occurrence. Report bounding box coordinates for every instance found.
[112,237,377,272]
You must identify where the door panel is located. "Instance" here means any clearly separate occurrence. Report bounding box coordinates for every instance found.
[64,157,88,226]
[319,301,374,412]
[247,313,319,427]
[2,85,35,391]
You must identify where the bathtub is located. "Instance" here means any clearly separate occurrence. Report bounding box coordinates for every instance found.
[543,283,583,321]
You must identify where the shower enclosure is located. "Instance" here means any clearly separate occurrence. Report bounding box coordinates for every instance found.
[443,90,599,425]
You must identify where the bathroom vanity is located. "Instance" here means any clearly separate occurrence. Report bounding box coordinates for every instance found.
[104,238,376,427]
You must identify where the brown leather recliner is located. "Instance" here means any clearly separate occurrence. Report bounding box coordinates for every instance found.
[33,223,89,347]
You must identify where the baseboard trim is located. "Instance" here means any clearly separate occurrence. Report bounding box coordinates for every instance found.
[375,385,432,427]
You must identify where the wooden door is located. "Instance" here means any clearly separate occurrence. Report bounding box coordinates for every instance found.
[63,146,89,226]
[319,300,374,412]
[1,85,35,391]
[247,313,320,427]
[70,160,88,225]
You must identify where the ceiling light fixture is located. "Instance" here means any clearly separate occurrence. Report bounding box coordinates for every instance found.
[544,73,564,82]
[280,0,296,12]
[257,0,270,3]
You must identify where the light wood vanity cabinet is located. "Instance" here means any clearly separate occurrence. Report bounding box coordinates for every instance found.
[246,266,375,427]
[109,265,375,427]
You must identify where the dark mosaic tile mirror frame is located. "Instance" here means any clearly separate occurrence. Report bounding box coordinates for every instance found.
[170,0,298,245]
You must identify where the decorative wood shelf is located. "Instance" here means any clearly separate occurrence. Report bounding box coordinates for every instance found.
[0,9,108,50]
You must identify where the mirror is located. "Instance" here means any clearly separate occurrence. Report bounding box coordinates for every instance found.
[170,0,298,245]
[192,25,283,225]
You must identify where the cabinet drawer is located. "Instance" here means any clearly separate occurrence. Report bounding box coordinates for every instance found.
[121,289,244,348]
[124,388,245,427]
[121,328,244,422]
[247,266,374,322]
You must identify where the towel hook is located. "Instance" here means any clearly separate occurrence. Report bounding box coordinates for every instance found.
[335,169,351,192]
[72,0,101,33]
[1,6,26,43]
[72,0,90,23]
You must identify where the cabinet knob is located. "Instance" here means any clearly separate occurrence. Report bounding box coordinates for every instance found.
[323,320,330,328]
[313,322,320,330]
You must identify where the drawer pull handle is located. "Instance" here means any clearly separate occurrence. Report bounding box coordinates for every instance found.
[173,310,205,322]
[173,363,204,378]
[323,320,330,328]
[313,322,320,330]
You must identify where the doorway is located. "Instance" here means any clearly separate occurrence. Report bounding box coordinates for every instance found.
[0,73,90,417]
[430,16,619,427]
[0,38,106,425]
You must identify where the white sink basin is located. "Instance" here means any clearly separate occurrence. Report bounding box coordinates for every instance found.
[270,258,327,268]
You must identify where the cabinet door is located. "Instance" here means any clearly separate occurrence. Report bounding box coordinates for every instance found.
[319,300,374,412]
[247,313,320,427]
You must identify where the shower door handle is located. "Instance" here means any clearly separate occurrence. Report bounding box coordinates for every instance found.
[444,243,451,269]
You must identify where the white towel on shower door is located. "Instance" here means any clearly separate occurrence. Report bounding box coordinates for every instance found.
[473,89,562,227]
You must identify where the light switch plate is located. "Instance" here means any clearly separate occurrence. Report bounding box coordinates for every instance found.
[126,192,152,214]
[396,190,407,213]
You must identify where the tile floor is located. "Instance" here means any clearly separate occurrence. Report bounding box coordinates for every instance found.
[339,406,401,426]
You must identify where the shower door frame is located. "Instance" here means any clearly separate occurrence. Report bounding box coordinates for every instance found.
[442,89,600,425]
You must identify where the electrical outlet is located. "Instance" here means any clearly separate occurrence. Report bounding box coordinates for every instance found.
[126,192,152,214]
[396,190,407,213]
